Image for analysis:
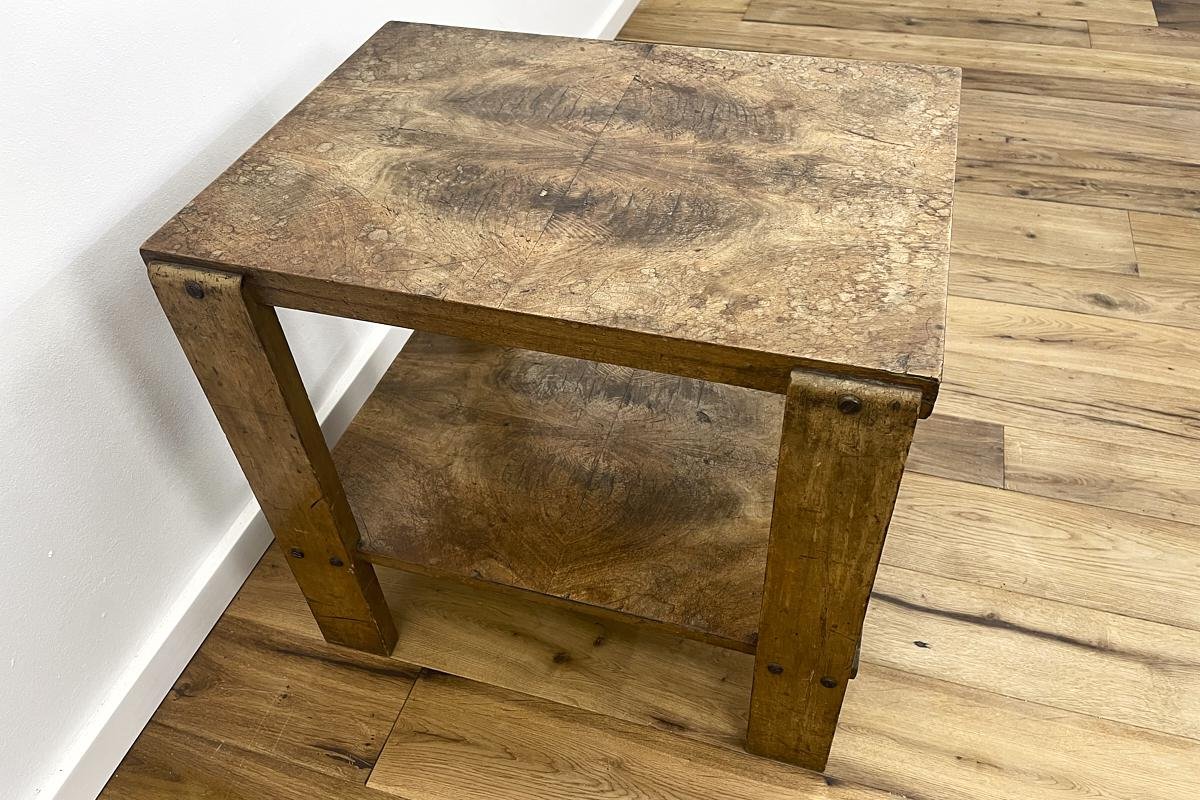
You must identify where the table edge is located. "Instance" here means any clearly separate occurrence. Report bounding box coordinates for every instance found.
[144,254,942,416]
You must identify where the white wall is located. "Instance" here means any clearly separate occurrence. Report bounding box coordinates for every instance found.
[0,2,637,798]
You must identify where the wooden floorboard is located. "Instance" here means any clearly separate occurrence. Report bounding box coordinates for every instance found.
[955,89,1200,216]
[946,295,1200,393]
[145,614,419,783]
[1089,21,1200,58]
[758,0,1163,25]
[617,10,1200,108]
[636,0,753,13]
[100,723,389,800]
[1004,424,1200,522]
[1155,0,1200,31]
[938,350,1200,445]
[235,547,758,751]
[908,413,1005,487]
[829,663,1200,800]
[369,673,895,800]
[865,563,1200,740]
[941,193,1200,326]
[101,2,1200,798]
[950,258,1200,328]
[746,0,1092,47]
[123,544,1200,800]
[888,473,1200,632]
[1131,211,1200,280]
[949,192,1139,274]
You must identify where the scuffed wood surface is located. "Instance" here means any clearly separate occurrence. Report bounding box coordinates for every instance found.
[142,22,958,400]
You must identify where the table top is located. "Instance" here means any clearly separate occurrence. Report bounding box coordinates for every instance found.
[143,22,959,401]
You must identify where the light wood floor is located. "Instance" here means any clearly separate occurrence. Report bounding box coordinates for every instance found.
[100,2,1200,798]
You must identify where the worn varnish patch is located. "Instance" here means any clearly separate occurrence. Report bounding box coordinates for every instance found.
[142,22,958,397]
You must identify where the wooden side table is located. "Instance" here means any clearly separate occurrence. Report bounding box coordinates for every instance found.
[144,23,959,771]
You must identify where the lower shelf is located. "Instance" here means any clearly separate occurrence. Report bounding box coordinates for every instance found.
[332,331,785,652]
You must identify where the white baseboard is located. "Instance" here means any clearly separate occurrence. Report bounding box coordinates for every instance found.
[46,325,410,800]
[591,0,641,38]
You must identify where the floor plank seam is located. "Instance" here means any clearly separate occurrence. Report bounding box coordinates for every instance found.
[365,667,423,789]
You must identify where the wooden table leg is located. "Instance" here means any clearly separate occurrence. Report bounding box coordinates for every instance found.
[747,368,922,769]
[148,261,397,655]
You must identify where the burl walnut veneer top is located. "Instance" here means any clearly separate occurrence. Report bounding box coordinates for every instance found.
[143,22,959,400]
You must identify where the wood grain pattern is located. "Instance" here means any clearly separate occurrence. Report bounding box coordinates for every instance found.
[1155,0,1200,31]
[637,0,754,12]
[832,663,1200,800]
[386,548,1200,783]
[1089,21,1200,59]
[946,295,1200,392]
[228,546,1200,800]
[747,0,1092,46]
[907,413,1004,487]
[149,614,417,782]
[758,0,1161,23]
[960,69,1200,110]
[937,386,1200,463]
[618,10,1200,108]
[147,262,397,655]
[361,559,1200,779]
[946,196,1200,324]
[888,473,1200,632]
[1130,211,1200,281]
[950,192,1137,274]
[956,89,1200,216]
[1004,424,1200,522]
[336,331,780,651]
[951,259,1200,329]
[368,673,895,800]
[674,0,1159,23]
[748,371,921,769]
[233,546,758,750]
[101,723,387,800]
[864,562,1200,740]
[938,349,1200,445]
[142,22,958,404]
